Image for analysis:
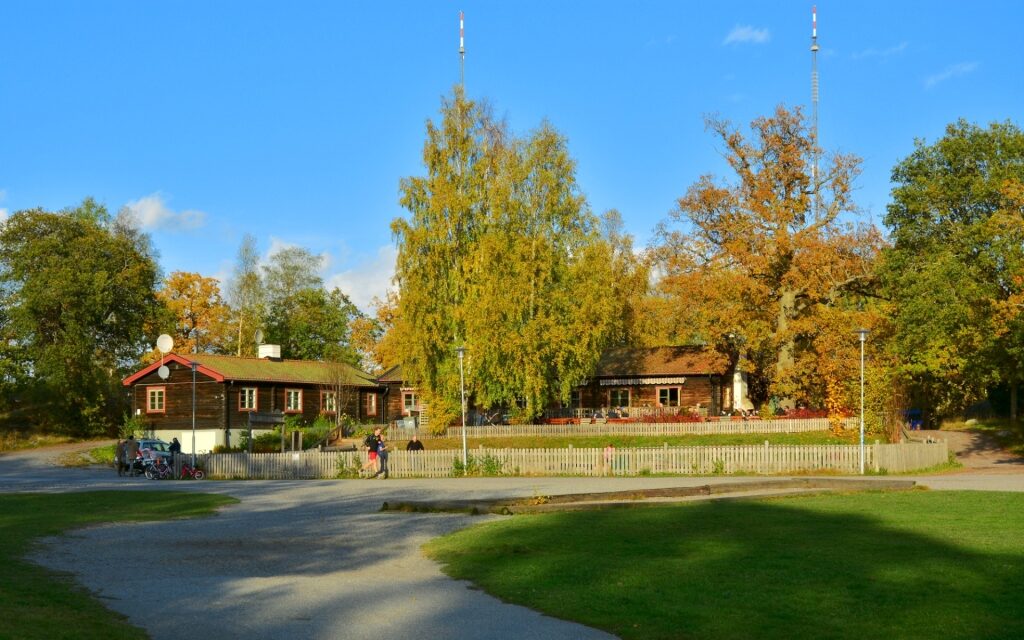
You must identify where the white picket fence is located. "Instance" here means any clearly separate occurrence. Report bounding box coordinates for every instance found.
[387,417,851,440]
[195,440,947,479]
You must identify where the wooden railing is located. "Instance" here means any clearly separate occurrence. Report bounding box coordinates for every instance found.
[195,440,948,479]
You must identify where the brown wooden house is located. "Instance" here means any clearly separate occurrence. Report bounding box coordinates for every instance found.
[377,365,423,426]
[122,351,384,453]
[378,346,735,427]
[572,346,733,417]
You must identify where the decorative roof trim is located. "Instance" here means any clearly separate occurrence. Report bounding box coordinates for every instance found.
[122,353,225,386]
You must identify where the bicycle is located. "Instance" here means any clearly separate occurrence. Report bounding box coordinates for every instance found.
[144,458,174,480]
[180,461,205,480]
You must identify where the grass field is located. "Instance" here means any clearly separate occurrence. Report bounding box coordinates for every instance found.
[0,492,237,639]
[402,430,859,451]
[426,491,1024,640]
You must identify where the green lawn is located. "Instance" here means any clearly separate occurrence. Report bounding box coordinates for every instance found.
[0,492,237,639]
[404,430,859,451]
[426,491,1024,640]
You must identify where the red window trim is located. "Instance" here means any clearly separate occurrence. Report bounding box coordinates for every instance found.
[285,388,303,414]
[365,392,378,417]
[401,391,417,416]
[656,386,681,408]
[320,390,337,415]
[147,386,166,414]
[239,387,258,412]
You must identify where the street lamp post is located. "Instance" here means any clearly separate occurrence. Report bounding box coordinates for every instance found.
[456,346,467,473]
[191,360,198,467]
[855,328,870,475]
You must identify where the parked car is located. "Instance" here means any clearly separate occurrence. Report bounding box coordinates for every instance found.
[136,438,173,462]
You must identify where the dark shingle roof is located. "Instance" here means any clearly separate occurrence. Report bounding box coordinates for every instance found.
[596,346,730,377]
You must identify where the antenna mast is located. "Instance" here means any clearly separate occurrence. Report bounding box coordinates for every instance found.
[810,5,820,218]
[459,10,465,89]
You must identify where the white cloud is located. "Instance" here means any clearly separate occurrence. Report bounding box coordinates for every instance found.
[123,193,206,232]
[0,209,8,223]
[723,25,770,45]
[851,41,908,60]
[325,244,397,313]
[924,62,978,89]
[266,237,300,259]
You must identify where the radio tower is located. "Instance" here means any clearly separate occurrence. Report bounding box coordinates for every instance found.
[810,5,820,218]
[459,11,466,89]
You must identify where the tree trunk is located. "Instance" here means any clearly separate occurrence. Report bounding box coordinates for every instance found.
[774,289,797,408]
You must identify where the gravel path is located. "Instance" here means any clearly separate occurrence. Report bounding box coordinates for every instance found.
[5,441,1023,640]
[915,429,1024,472]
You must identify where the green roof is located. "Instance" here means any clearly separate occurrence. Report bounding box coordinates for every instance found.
[187,353,379,387]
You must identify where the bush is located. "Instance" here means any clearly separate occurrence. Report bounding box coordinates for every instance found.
[452,453,511,477]
[120,413,146,439]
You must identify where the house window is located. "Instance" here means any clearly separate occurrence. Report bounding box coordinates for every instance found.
[572,389,584,409]
[657,387,680,407]
[402,391,418,416]
[147,387,166,413]
[285,389,303,413]
[609,388,630,407]
[239,387,257,411]
[321,391,337,414]
[365,393,378,417]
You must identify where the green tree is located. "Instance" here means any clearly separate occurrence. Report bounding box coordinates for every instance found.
[0,199,162,435]
[879,119,1024,421]
[392,88,637,424]
[264,287,361,363]
[262,246,323,303]
[226,233,265,357]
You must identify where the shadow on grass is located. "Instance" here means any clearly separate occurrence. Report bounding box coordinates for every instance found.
[427,491,1024,640]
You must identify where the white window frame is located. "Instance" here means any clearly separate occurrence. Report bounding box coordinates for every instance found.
[657,386,680,408]
[147,387,166,413]
[285,389,303,413]
[239,387,258,411]
[321,390,337,414]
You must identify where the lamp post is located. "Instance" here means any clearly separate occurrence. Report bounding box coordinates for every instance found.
[855,328,870,475]
[456,346,467,472]
[191,360,198,467]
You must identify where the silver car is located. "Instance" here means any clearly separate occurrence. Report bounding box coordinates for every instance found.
[136,438,173,462]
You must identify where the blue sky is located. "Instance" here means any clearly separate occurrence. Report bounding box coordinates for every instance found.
[2,1,1021,312]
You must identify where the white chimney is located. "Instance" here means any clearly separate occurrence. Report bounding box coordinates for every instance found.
[258,344,281,360]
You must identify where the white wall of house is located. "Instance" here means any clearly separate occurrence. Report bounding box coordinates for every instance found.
[150,428,276,453]
[733,370,752,411]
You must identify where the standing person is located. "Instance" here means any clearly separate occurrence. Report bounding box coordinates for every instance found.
[360,428,382,476]
[373,435,389,479]
[114,439,126,476]
[603,443,615,476]
[125,435,140,477]
[406,435,425,451]
[169,437,182,463]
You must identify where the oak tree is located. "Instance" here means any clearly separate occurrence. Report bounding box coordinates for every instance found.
[654,106,882,412]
